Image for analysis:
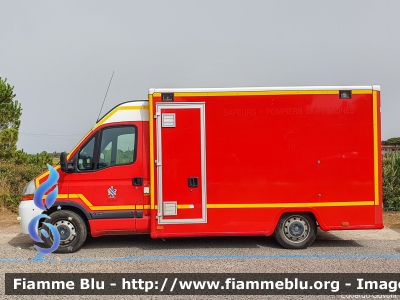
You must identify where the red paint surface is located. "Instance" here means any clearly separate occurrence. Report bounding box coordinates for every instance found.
[151,92,381,237]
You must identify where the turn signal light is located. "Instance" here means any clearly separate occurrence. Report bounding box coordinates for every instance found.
[342,222,349,227]
[22,194,34,201]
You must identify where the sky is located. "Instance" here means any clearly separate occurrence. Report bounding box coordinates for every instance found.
[1,0,399,154]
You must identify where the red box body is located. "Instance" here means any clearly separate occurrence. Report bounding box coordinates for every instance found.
[149,88,383,238]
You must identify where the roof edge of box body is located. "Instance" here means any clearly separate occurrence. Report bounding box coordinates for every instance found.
[148,85,380,94]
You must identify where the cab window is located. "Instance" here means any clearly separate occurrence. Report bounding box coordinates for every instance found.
[98,126,137,169]
[77,135,96,171]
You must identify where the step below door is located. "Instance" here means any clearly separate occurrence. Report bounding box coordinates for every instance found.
[156,103,206,224]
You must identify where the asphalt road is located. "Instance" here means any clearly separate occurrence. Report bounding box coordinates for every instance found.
[1,227,400,299]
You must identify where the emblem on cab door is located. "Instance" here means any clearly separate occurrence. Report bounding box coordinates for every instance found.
[108,186,117,198]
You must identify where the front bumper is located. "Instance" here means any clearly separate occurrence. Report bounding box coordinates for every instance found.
[18,200,43,234]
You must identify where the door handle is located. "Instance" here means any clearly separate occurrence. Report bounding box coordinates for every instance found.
[188,177,198,188]
[132,177,143,186]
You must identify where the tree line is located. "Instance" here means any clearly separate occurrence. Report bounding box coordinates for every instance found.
[0,77,53,211]
[382,138,400,146]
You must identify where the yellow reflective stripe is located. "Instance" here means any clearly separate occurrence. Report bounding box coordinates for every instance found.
[152,90,372,98]
[93,105,149,130]
[373,91,379,205]
[149,94,155,210]
[42,193,71,199]
[152,205,189,210]
[52,193,374,210]
[353,90,373,94]
[177,204,192,209]
[89,205,151,211]
[77,193,92,208]
[35,165,61,187]
[207,201,374,208]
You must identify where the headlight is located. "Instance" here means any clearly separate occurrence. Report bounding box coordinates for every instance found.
[22,179,36,199]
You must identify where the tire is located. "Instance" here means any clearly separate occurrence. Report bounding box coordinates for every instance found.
[273,213,317,249]
[39,210,87,253]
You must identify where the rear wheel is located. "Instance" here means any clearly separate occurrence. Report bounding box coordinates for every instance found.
[273,213,317,249]
[39,210,87,253]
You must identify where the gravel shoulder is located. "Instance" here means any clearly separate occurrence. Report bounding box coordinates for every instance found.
[0,209,20,233]
[382,211,400,228]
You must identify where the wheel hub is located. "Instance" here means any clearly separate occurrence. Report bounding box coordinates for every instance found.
[54,220,76,245]
[288,221,304,237]
[283,216,310,243]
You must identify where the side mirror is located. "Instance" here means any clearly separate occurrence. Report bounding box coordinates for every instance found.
[60,152,67,171]
[60,152,74,172]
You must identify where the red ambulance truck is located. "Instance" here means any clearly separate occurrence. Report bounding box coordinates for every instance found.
[19,85,383,253]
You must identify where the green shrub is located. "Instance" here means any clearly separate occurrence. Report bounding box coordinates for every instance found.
[382,153,400,211]
[0,159,48,212]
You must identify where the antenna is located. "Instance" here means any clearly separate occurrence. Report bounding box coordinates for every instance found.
[96,71,114,123]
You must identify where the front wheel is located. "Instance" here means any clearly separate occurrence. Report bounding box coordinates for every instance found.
[39,210,87,253]
[273,213,317,249]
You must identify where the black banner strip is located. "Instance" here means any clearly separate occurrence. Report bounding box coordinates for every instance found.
[5,273,400,295]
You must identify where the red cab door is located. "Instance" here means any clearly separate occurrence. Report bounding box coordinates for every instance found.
[68,123,144,227]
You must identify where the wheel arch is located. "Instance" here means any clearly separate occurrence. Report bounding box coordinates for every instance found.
[270,208,327,232]
[38,201,91,232]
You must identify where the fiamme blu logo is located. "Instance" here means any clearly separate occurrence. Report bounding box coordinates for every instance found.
[27,164,61,254]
